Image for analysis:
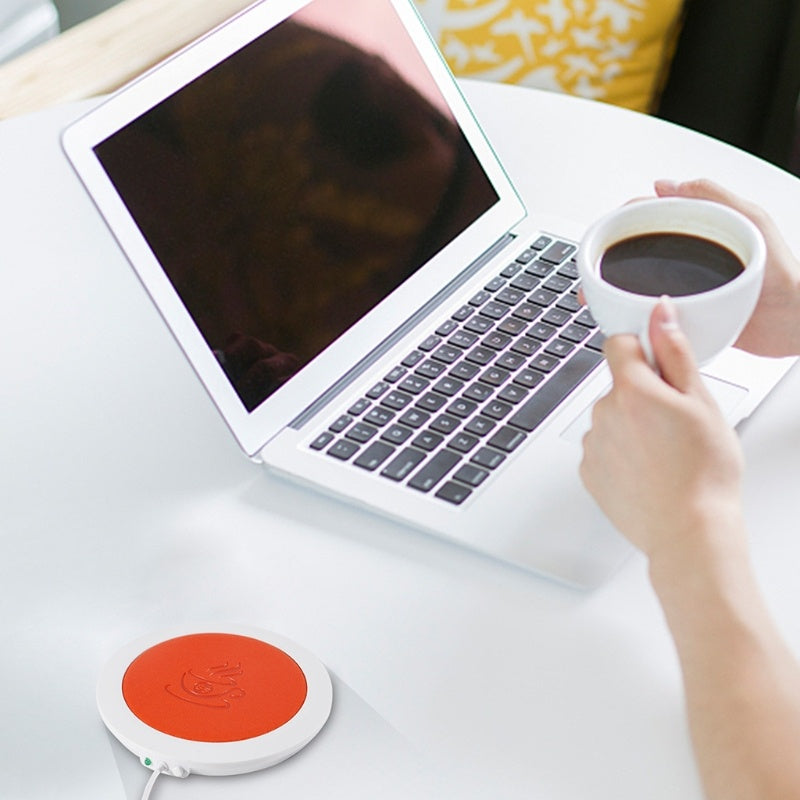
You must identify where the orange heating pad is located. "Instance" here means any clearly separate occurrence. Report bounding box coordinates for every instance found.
[122,632,308,743]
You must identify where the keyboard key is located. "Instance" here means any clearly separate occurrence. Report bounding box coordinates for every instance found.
[430,414,460,435]
[416,392,447,412]
[542,275,573,293]
[496,287,526,305]
[574,308,597,328]
[510,336,541,357]
[463,382,494,402]
[328,439,360,460]
[481,301,510,320]
[465,346,496,366]
[435,481,472,505]
[452,304,473,322]
[513,368,546,390]
[515,248,536,264]
[539,241,576,264]
[348,397,371,416]
[419,334,441,351]
[446,397,478,418]
[541,308,572,327]
[530,288,558,307]
[399,408,430,428]
[330,414,353,432]
[310,431,335,450]
[366,382,390,399]
[431,344,462,364]
[364,406,396,426]
[556,261,580,279]
[545,339,576,359]
[384,366,407,383]
[436,319,459,336]
[561,324,590,343]
[399,375,429,394]
[482,331,512,351]
[525,260,555,278]
[487,426,527,453]
[449,432,480,453]
[464,415,496,437]
[408,450,461,492]
[381,447,426,481]
[508,349,603,433]
[585,331,607,352]
[528,323,557,341]
[497,384,529,404]
[449,361,481,381]
[449,330,479,349]
[433,376,464,397]
[471,447,506,470]
[512,303,542,322]
[495,352,527,371]
[402,350,425,368]
[509,273,539,292]
[469,290,491,306]
[346,422,378,443]
[556,294,582,313]
[453,463,490,487]
[416,359,447,379]
[500,262,523,278]
[484,400,513,420]
[497,317,529,336]
[530,354,560,373]
[484,275,506,292]
[412,430,444,451]
[464,315,495,334]
[480,366,510,386]
[381,391,413,411]
[354,441,395,471]
[531,235,552,250]
[381,424,414,445]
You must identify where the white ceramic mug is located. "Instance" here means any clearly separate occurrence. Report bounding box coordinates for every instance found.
[577,197,766,365]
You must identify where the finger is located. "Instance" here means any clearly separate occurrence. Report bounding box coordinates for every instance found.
[654,178,767,225]
[602,332,654,384]
[654,178,734,203]
[648,297,707,397]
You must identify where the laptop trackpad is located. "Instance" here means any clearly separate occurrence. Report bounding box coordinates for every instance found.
[560,373,749,444]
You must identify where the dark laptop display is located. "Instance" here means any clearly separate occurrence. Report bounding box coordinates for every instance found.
[94,3,499,410]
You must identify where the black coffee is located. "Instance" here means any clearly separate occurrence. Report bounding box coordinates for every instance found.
[600,232,745,297]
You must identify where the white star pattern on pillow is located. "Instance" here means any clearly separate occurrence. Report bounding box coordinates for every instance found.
[414,0,684,112]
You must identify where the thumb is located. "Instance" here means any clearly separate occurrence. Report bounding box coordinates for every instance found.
[648,296,703,395]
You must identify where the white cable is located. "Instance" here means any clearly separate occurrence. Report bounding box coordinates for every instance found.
[140,764,165,800]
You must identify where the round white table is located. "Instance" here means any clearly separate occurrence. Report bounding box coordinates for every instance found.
[2,80,800,799]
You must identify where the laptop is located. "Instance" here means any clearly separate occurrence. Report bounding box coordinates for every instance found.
[61,0,793,588]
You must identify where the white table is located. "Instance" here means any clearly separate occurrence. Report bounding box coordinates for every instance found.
[3,81,800,800]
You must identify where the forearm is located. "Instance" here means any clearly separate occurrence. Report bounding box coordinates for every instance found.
[650,510,800,800]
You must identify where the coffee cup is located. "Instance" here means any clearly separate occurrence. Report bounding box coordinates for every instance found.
[577,197,765,365]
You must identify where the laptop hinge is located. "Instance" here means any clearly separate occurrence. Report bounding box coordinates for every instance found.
[289,232,517,430]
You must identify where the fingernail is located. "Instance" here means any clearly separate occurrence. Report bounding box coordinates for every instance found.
[658,295,679,330]
[655,179,681,195]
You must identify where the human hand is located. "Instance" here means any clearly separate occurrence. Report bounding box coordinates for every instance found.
[654,179,800,358]
[579,297,745,563]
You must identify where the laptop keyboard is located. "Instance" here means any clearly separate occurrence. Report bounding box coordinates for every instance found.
[308,235,605,505]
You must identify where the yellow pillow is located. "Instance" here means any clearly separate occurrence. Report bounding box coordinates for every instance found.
[414,0,684,113]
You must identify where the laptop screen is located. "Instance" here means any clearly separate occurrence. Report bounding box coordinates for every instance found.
[93,0,499,412]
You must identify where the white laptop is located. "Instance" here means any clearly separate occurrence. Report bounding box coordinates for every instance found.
[61,0,792,589]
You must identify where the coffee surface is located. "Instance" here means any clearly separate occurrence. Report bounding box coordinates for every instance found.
[600,232,744,297]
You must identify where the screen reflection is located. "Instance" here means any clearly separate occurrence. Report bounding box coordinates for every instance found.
[95,0,499,410]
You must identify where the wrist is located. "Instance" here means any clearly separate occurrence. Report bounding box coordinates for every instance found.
[647,502,751,608]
